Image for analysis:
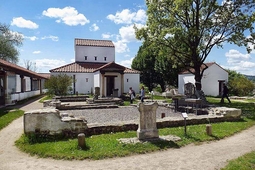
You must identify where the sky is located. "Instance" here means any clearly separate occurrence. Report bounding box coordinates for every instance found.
[1,0,255,75]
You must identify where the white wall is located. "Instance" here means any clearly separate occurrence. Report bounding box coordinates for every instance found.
[94,71,100,87]
[51,72,94,95]
[178,64,228,96]
[178,73,194,94]
[124,74,140,94]
[202,64,228,96]
[24,76,31,91]
[75,46,115,63]
[16,75,21,92]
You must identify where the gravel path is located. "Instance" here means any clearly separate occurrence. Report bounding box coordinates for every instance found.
[61,106,182,125]
[0,98,255,170]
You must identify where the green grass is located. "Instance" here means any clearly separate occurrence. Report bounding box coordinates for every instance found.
[1,95,255,168]
[222,151,255,170]
[0,108,24,130]
[15,118,255,160]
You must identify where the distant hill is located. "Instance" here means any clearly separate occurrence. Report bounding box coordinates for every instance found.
[244,75,255,82]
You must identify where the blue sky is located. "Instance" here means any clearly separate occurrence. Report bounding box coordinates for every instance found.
[1,0,255,75]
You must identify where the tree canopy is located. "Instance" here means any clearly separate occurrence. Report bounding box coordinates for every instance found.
[0,23,23,63]
[132,40,182,91]
[136,0,255,96]
[227,70,255,96]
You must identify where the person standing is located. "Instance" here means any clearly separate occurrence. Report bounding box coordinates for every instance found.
[140,86,145,102]
[221,83,231,103]
[129,87,135,104]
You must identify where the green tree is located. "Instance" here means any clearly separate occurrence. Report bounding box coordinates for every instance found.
[0,23,23,63]
[132,40,182,91]
[228,70,255,96]
[45,74,73,96]
[132,41,164,91]
[136,0,255,98]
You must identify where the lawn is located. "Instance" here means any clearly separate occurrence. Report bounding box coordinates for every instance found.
[1,95,255,169]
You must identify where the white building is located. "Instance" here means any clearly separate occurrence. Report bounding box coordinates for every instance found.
[178,62,229,97]
[0,59,48,106]
[50,38,140,97]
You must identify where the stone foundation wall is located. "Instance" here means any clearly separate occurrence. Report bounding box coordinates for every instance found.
[24,108,88,137]
[85,116,241,136]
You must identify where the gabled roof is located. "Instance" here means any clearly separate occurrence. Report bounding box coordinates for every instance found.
[75,38,115,47]
[50,62,140,74]
[0,59,48,79]
[180,62,227,74]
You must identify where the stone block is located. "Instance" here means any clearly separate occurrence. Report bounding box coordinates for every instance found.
[137,102,159,140]
[24,108,88,136]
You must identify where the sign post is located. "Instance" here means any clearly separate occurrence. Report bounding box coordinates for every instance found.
[182,112,188,135]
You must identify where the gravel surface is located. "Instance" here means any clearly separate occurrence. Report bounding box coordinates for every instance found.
[60,106,183,125]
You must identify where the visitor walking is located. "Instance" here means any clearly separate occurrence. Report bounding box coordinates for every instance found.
[140,86,145,102]
[129,87,135,104]
[221,83,231,103]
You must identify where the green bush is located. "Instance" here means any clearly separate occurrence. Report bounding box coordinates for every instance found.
[45,74,73,96]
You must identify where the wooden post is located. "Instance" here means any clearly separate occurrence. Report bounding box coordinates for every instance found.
[78,133,86,149]
[206,124,212,135]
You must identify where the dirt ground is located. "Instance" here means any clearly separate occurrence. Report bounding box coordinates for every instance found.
[0,99,255,170]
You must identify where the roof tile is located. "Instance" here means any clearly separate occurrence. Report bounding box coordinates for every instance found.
[75,38,115,47]
[50,62,140,74]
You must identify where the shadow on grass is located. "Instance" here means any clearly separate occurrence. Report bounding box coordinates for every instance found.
[142,138,180,149]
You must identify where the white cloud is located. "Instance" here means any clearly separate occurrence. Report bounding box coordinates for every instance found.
[102,33,111,39]
[226,49,250,59]
[113,40,129,53]
[35,58,67,71]
[117,57,134,68]
[89,23,99,31]
[119,25,136,42]
[225,49,250,65]
[133,9,147,23]
[41,35,59,41]
[33,51,41,54]
[11,17,38,29]
[42,6,90,26]
[24,36,38,41]
[107,9,147,24]
[224,49,255,75]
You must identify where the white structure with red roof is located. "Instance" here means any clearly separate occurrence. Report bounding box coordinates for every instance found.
[178,62,229,97]
[0,59,48,105]
[50,38,140,97]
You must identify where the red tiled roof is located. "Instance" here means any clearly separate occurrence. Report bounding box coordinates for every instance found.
[75,38,115,47]
[180,62,227,74]
[50,62,140,74]
[0,59,48,79]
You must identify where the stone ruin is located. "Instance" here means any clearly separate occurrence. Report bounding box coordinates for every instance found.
[137,102,159,140]
[118,102,181,144]
[24,108,88,137]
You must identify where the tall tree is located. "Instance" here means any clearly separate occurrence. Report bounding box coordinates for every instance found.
[0,23,23,63]
[132,40,182,91]
[132,41,163,91]
[136,0,255,98]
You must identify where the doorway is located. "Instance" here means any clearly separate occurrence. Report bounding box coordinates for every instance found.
[0,76,5,105]
[218,80,225,96]
[106,76,115,96]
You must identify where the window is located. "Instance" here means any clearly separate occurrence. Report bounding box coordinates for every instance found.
[104,57,107,61]
[84,56,87,60]
[127,79,129,82]
[94,56,97,61]
[86,78,89,82]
